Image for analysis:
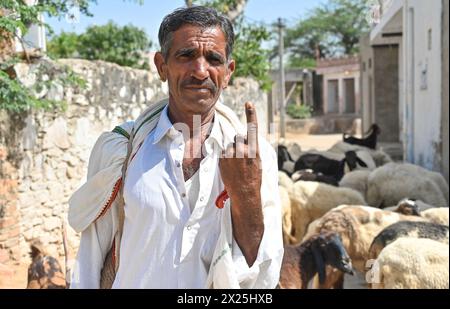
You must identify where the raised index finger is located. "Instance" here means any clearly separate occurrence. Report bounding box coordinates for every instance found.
[245,101,258,137]
[245,102,259,157]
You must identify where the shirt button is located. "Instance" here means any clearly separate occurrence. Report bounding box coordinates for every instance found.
[203,167,208,172]
[181,193,186,198]
[199,196,204,202]
[176,162,181,168]
[186,225,191,231]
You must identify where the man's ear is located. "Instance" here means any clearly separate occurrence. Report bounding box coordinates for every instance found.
[154,52,167,82]
[223,59,235,88]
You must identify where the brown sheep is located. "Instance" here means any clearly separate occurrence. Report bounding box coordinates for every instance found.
[368,221,449,261]
[278,232,354,289]
[289,181,366,244]
[303,205,427,289]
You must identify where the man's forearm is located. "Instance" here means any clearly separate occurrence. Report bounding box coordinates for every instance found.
[230,193,264,267]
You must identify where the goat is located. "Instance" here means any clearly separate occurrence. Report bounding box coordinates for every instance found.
[292,169,339,187]
[27,240,66,289]
[278,232,354,289]
[278,145,295,176]
[27,221,73,289]
[294,151,367,182]
[343,124,380,150]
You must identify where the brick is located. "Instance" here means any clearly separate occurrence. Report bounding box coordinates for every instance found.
[0,217,18,229]
[0,248,8,264]
[7,227,20,238]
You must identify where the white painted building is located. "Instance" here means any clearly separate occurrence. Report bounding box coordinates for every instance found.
[364,0,448,180]
[15,0,47,53]
[316,56,361,115]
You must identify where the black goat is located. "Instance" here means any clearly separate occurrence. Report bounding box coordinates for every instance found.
[292,170,339,187]
[343,124,381,149]
[294,151,367,182]
[278,232,354,289]
[277,145,295,176]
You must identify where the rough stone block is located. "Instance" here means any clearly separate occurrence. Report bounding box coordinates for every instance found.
[44,217,61,232]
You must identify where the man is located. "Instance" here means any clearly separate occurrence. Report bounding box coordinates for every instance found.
[68,6,283,289]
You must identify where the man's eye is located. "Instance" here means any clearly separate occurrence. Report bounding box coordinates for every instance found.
[208,57,224,65]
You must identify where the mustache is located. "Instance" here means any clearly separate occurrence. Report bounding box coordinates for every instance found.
[181,77,217,93]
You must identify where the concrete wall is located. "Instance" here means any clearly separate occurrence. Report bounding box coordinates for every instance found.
[374,45,400,143]
[0,58,268,265]
[359,34,375,134]
[360,32,402,143]
[403,0,443,171]
[322,71,360,115]
[442,0,449,183]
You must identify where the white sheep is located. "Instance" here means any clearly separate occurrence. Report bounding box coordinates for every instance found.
[421,208,449,226]
[328,141,392,167]
[366,163,448,208]
[339,170,371,200]
[279,185,293,244]
[288,181,366,244]
[370,237,449,289]
[404,164,449,205]
[278,171,294,192]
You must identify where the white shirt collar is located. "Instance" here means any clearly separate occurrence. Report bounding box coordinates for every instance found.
[152,104,175,145]
[151,104,225,152]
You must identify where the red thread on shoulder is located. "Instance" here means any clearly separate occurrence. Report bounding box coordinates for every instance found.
[215,190,229,209]
[95,178,122,222]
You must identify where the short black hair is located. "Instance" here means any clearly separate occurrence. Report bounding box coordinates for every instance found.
[158,6,235,61]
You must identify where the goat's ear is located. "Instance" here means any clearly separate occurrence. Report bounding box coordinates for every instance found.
[344,152,357,170]
[356,157,368,168]
[312,242,326,284]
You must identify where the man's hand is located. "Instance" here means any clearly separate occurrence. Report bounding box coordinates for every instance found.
[219,102,264,267]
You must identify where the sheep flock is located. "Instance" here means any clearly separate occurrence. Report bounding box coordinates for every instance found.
[275,126,449,289]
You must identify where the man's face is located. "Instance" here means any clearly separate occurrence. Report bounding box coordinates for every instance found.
[155,25,235,114]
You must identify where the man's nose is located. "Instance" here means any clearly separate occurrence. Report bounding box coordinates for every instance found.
[190,57,210,80]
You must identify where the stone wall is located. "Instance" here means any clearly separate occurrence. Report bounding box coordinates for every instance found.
[0,58,268,264]
[442,0,449,183]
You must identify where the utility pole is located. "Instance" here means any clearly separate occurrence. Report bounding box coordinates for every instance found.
[277,18,286,138]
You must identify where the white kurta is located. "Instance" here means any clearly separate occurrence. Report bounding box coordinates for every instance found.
[70,103,283,289]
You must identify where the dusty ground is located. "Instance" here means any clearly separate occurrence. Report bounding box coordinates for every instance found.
[283,132,342,151]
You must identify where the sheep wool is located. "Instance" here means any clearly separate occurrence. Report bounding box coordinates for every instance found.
[367,163,448,208]
[278,171,294,192]
[289,181,366,244]
[339,170,371,201]
[371,237,449,289]
[279,186,293,244]
[421,208,450,226]
[328,141,392,167]
[302,205,427,289]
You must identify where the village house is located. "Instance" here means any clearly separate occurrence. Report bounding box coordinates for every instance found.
[360,0,449,182]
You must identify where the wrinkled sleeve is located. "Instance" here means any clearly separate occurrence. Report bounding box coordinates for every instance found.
[231,140,284,289]
[68,123,132,289]
[70,205,118,289]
